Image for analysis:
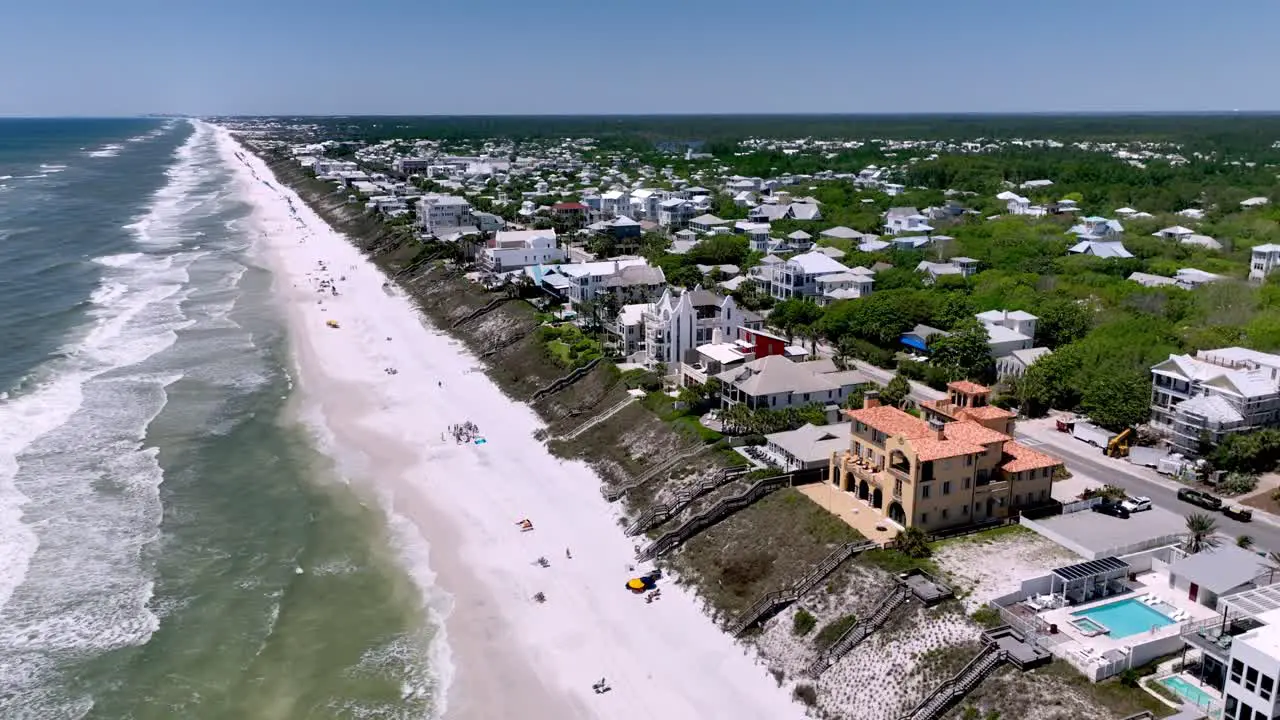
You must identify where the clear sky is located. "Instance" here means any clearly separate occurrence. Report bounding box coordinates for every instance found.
[2,0,1278,116]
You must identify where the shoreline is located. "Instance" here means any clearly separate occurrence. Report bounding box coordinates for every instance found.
[214,125,805,720]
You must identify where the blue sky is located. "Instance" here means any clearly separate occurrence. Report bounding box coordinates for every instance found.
[2,0,1277,116]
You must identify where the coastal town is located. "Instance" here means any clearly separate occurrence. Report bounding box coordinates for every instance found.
[227,115,1280,720]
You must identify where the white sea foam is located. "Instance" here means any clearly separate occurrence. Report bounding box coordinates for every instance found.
[0,121,225,714]
[86,144,124,158]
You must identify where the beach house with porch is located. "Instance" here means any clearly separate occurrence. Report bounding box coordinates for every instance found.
[828,387,1060,532]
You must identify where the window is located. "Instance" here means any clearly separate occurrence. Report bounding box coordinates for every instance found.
[964,478,971,489]
[922,484,930,499]
[1246,666,1259,692]
[941,508,949,519]
[1231,659,1244,684]
[962,504,969,515]
[943,481,951,495]
[1260,674,1273,701]
[965,455,973,466]
[920,512,928,524]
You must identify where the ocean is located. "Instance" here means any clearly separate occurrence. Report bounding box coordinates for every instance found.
[0,120,440,719]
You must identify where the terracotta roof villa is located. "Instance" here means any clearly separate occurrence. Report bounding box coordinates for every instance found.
[829,389,1062,533]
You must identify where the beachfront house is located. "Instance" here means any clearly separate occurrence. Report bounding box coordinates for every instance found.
[829,384,1060,532]
[553,257,651,305]
[478,229,563,272]
[716,355,869,412]
[642,286,761,369]
[976,310,1038,359]
[1149,347,1280,456]
[419,194,474,236]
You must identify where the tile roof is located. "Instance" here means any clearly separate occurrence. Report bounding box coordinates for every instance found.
[961,405,1016,421]
[911,436,985,462]
[844,406,931,438]
[942,421,1010,446]
[1000,441,1062,473]
[948,380,991,395]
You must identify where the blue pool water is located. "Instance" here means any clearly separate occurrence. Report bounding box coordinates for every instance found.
[1071,598,1176,638]
[1160,676,1218,710]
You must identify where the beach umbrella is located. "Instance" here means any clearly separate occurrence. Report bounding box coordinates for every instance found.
[626,578,646,592]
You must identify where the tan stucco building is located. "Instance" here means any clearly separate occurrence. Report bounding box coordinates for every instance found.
[829,381,1061,532]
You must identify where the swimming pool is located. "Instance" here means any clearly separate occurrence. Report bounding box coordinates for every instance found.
[1159,675,1218,710]
[1070,598,1177,638]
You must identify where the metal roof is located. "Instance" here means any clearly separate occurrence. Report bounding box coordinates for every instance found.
[1221,583,1280,619]
[1052,557,1129,584]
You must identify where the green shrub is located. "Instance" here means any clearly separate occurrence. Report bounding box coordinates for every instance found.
[792,683,818,706]
[971,606,1003,628]
[814,614,858,650]
[792,608,817,636]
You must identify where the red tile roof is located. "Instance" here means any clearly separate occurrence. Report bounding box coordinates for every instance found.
[961,405,1015,421]
[553,202,587,211]
[1001,441,1063,473]
[911,436,985,461]
[844,406,931,439]
[942,421,1010,446]
[948,380,991,395]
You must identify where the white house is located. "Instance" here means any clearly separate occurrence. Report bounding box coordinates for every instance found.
[915,257,978,285]
[658,198,695,228]
[1250,244,1280,282]
[1068,240,1134,259]
[689,214,728,233]
[600,189,630,217]
[1068,216,1124,240]
[611,303,649,359]
[996,190,1046,217]
[552,257,651,305]
[629,188,663,220]
[642,287,759,368]
[479,229,562,272]
[997,347,1051,379]
[976,310,1038,358]
[1241,197,1271,208]
[418,194,473,235]
[753,250,853,301]
[883,207,933,235]
[815,267,875,305]
[1149,347,1280,455]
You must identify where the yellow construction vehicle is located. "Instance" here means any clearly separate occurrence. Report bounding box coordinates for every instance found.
[1106,428,1133,458]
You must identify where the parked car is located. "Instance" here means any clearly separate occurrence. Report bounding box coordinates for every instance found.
[1121,496,1152,513]
[1224,506,1254,522]
[1177,487,1223,510]
[1093,500,1131,519]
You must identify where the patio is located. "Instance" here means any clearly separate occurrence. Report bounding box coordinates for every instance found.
[795,483,900,545]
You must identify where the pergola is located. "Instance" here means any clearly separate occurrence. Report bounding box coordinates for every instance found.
[1050,557,1130,605]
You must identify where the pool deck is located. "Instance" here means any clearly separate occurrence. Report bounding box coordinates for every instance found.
[1036,570,1218,659]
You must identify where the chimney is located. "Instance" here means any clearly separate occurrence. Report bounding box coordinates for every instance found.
[863,391,881,409]
[928,417,946,440]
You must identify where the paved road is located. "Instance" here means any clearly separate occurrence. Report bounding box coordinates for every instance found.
[1016,428,1280,554]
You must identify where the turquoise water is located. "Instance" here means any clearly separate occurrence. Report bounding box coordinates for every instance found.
[0,119,440,718]
[1071,598,1176,638]
[1160,676,1218,710]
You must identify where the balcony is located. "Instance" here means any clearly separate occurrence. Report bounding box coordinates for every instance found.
[1181,616,1263,661]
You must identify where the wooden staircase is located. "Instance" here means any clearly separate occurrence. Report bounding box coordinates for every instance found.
[625,467,747,536]
[808,582,911,676]
[898,643,1007,720]
[729,540,877,637]
[637,475,791,561]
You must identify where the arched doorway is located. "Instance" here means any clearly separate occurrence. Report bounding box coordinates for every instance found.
[858,480,869,501]
[888,501,906,524]
[871,487,883,509]
[889,449,910,475]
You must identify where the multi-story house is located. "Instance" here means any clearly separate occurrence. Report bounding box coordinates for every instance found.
[716,355,869,411]
[815,268,875,304]
[552,258,650,305]
[830,383,1061,532]
[478,229,563,272]
[643,286,759,369]
[1250,244,1280,283]
[600,189,630,218]
[658,198,696,228]
[629,188,664,220]
[883,207,933,235]
[752,250,853,301]
[976,310,1039,358]
[418,194,473,235]
[1150,347,1280,455]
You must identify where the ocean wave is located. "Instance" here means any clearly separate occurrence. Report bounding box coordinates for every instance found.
[86,144,124,158]
[0,124,217,716]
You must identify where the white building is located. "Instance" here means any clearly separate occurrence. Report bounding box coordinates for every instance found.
[642,286,760,368]
[883,207,933,235]
[997,347,1051,379]
[716,355,869,411]
[1250,244,1280,283]
[752,250,853,301]
[313,159,359,177]
[976,310,1038,358]
[815,268,876,305]
[600,189,630,217]
[393,157,434,175]
[1150,347,1280,455]
[418,194,473,235]
[479,229,562,272]
[553,257,650,305]
[658,198,696,228]
[996,190,1046,217]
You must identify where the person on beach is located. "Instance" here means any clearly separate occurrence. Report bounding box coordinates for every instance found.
[565,547,572,559]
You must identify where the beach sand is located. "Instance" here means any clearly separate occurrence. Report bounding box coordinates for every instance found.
[214,126,805,720]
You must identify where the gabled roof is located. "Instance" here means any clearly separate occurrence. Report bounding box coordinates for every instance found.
[786,251,851,275]
[1068,240,1134,259]
[787,230,813,240]
[845,405,932,438]
[820,225,864,239]
[690,213,727,226]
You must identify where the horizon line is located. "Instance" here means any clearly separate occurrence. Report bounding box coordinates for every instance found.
[3,110,1280,120]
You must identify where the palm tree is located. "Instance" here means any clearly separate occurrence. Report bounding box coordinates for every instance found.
[1266,551,1280,584]
[1238,535,1256,550]
[832,339,855,371]
[1183,513,1220,554]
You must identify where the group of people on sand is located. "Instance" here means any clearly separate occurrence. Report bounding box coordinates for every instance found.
[447,421,480,444]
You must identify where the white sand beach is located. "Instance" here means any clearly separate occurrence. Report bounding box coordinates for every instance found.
[214,125,805,720]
